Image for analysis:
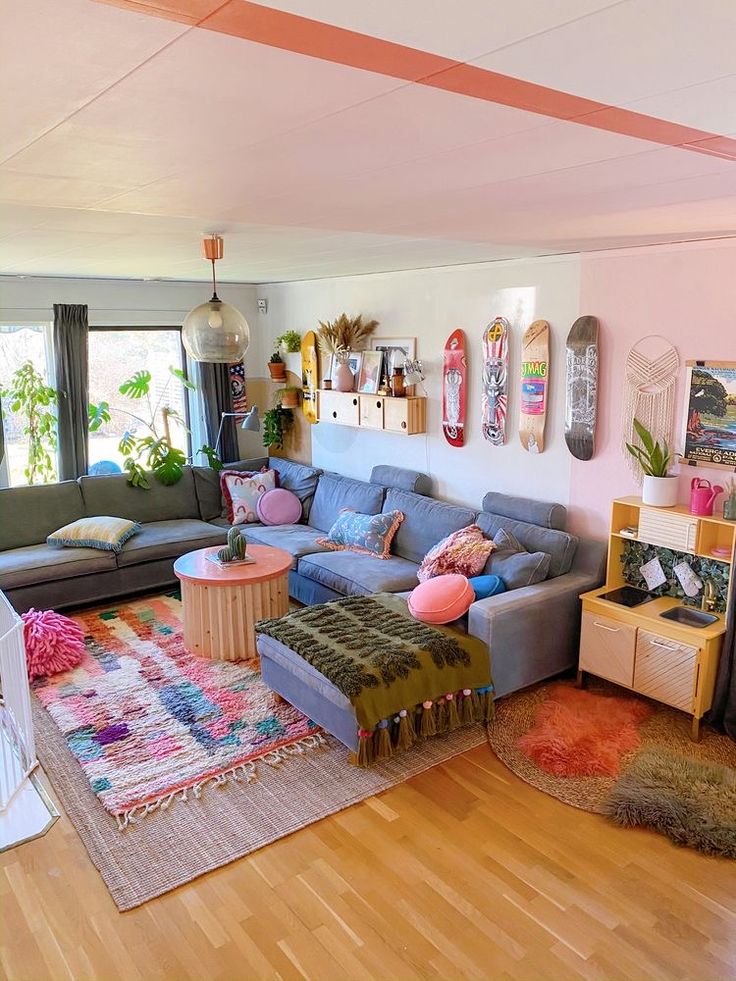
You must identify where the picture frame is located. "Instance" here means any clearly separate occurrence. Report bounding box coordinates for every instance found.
[330,351,362,390]
[680,360,736,470]
[370,337,416,381]
[357,350,383,394]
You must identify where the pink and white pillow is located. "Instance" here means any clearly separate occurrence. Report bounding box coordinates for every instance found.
[220,468,277,525]
[417,524,495,583]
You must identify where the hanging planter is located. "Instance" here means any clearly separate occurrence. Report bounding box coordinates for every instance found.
[268,349,287,381]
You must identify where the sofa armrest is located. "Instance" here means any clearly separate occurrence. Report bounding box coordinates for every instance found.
[467,569,601,697]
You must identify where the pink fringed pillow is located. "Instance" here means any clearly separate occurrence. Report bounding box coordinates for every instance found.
[417,524,495,583]
[22,609,86,681]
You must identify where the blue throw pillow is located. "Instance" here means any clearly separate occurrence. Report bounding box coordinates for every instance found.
[468,574,507,601]
[317,509,404,559]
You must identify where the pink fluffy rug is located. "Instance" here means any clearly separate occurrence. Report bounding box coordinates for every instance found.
[517,683,653,777]
[22,608,86,680]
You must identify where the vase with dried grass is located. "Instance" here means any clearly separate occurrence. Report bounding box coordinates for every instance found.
[317,313,379,390]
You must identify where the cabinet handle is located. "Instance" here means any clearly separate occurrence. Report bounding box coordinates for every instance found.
[401,421,407,429]
[376,400,381,409]
[593,621,619,632]
[332,411,337,419]
[651,639,676,650]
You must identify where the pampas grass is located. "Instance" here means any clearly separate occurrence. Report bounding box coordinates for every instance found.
[316,313,379,354]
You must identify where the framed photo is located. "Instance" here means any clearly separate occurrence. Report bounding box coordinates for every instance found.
[357,350,383,394]
[330,351,362,390]
[681,360,736,470]
[370,337,416,380]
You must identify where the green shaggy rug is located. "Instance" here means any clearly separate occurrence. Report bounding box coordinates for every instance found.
[604,747,736,859]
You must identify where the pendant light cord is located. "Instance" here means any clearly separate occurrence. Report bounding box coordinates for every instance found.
[210,256,220,303]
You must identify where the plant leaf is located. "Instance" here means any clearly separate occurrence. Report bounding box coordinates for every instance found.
[88,401,111,432]
[119,431,137,456]
[123,458,150,489]
[632,418,654,455]
[153,446,186,486]
[119,370,152,399]
[198,444,223,472]
[169,366,195,391]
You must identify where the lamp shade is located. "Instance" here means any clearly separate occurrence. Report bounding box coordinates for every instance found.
[182,299,250,363]
[240,406,260,431]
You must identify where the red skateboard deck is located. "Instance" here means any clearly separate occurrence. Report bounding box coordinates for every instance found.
[442,328,467,447]
[482,317,509,445]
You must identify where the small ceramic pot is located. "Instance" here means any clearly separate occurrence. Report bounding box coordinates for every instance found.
[268,361,287,381]
[334,355,355,392]
[642,475,679,507]
[323,379,332,391]
[279,390,300,408]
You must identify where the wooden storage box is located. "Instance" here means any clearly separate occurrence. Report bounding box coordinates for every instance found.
[318,390,360,427]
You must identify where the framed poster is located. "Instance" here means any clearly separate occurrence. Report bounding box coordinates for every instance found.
[370,337,416,380]
[357,350,383,394]
[681,361,736,470]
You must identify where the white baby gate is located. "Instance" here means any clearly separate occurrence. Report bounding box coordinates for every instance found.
[0,591,36,811]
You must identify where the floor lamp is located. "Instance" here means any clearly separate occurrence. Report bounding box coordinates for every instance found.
[214,407,260,458]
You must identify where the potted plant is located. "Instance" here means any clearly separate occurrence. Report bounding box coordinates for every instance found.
[1,361,58,484]
[625,418,678,507]
[262,404,293,450]
[268,346,287,381]
[274,385,301,409]
[276,330,302,354]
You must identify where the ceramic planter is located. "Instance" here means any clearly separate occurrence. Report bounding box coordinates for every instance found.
[279,391,300,409]
[268,361,287,381]
[642,475,679,507]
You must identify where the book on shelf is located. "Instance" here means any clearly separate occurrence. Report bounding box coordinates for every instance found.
[206,554,255,569]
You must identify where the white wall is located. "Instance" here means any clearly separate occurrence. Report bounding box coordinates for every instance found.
[256,256,580,509]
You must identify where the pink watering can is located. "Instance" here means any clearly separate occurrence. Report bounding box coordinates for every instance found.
[690,478,723,516]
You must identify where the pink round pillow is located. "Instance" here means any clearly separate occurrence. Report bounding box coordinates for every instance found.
[407,574,475,624]
[256,487,302,526]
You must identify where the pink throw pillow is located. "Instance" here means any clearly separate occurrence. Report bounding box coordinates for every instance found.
[221,468,277,525]
[417,524,495,583]
[408,574,475,624]
[256,488,302,526]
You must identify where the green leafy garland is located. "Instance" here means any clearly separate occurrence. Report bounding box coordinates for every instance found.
[621,540,729,612]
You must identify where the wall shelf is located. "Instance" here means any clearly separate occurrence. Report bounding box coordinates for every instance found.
[316,390,426,435]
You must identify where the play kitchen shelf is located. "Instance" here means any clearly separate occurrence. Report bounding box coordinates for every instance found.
[578,496,734,740]
[316,390,427,435]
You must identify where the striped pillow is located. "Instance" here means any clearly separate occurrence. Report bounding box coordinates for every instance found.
[47,516,141,553]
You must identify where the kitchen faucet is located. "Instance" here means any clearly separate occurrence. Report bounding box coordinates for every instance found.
[701,579,717,613]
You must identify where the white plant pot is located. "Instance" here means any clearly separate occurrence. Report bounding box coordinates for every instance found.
[642,475,679,508]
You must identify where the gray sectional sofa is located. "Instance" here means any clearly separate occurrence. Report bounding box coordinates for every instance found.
[0,455,606,701]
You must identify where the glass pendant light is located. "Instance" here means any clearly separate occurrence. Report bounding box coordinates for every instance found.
[182,235,250,363]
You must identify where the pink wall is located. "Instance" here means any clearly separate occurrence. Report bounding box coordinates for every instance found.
[568,239,736,539]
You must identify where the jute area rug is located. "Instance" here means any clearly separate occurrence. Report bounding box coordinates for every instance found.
[35,702,486,911]
[488,679,736,815]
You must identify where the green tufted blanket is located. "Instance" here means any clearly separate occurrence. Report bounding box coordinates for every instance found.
[256,594,492,764]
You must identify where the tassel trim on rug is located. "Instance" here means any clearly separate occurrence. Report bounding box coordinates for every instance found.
[115,732,327,830]
[350,686,494,768]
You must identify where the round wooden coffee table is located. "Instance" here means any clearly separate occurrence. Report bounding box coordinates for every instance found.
[173,544,292,662]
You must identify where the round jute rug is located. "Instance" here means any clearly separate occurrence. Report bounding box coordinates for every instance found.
[487,679,736,814]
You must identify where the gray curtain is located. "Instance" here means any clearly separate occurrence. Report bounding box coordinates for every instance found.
[707,571,736,740]
[0,394,5,468]
[199,362,239,463]
[53,303,89,480]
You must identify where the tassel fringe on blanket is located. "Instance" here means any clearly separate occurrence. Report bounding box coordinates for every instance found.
[352,686,494,767]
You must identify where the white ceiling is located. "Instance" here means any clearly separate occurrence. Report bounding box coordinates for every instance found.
[1,0,735,283]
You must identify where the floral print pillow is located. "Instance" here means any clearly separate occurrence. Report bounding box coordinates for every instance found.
[221,468,277,525]
[417,524,495,582]
[317,509,404,560]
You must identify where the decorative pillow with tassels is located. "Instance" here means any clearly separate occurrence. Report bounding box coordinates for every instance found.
[220,468,277,525]
[417,523,495,582]
[317,508,404,559]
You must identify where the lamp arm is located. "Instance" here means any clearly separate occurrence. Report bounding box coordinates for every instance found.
[214,411,248,456]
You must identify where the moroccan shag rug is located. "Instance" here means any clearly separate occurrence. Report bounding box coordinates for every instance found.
[33,594,323,829]
[488,679,736,858]
[33,593,488,910]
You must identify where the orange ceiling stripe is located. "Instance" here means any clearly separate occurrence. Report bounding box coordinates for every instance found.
[95,0,736,161]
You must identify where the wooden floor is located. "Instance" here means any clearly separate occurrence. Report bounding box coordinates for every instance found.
[1,743,734,981]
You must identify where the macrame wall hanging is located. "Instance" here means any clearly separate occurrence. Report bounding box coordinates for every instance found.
[621,335,680,480]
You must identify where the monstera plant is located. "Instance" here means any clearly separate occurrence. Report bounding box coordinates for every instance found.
[89,366,216,489]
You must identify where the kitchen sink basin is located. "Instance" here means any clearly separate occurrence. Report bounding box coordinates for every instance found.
[659,607,718,628]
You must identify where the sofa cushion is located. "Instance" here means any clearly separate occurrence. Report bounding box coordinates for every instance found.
[486,528,551,588]
[0,543,117,588]
[482,491,567,531]
[0,480,85,551]
[244,524,328,568]
[116,519,228,567]
[475,512,577,579]
[407,574,475,624]
[297,551,420,597]
[307,473,384,533]
[317,509,404,559]
[221,469,277,525]
[417,523,494,582]
[79,469,200,523]
[47,515,141,553]
[192,466,224,522]
[370,465,432,496]
[382,487,476,564]
[269,459,322,506]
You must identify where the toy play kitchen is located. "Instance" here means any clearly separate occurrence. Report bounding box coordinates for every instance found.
[689,478,723,516]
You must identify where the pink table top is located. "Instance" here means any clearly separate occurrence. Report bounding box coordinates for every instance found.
[173,544,292,586]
